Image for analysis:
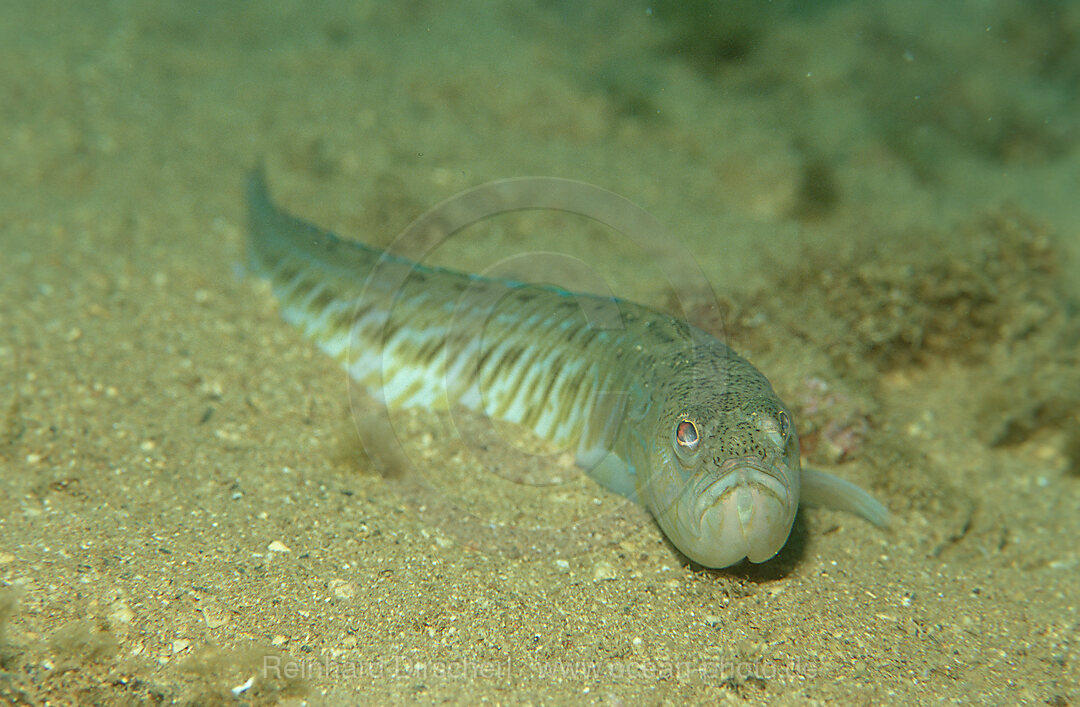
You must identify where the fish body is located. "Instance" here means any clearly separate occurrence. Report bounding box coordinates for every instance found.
[247,168,887,567]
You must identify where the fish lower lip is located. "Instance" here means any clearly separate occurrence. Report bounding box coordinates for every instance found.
[736,486,756,528]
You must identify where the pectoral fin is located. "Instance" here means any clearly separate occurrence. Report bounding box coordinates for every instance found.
[801,468,890,528]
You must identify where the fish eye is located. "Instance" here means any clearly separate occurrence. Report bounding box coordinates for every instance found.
[675,419,700,452]
[776,410,790,439]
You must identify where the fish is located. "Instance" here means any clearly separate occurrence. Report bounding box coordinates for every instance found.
[246,166,888,568]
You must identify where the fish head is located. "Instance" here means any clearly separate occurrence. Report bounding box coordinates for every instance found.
[640,376,801,568]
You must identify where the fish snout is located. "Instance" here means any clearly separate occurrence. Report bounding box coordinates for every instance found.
[664,460,798,567]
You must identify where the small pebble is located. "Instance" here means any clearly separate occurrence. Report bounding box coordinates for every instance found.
[328,579,356,600]
[231,677,254,696]
[592,561,616,581]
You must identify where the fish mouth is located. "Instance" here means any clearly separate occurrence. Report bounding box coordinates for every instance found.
[695,458,795,526]
[681,458,797,565]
